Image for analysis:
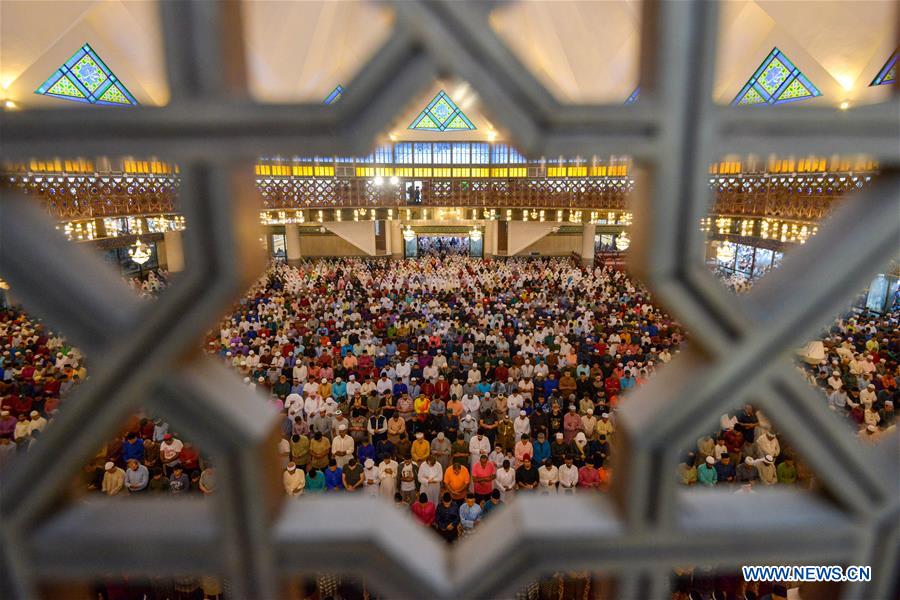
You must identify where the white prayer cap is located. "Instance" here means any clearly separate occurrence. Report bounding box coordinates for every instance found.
[105,461,115,470]
[287,462,297,472]
[335,410,342,415]
[587,408,594,415]
[30,410,38,416]
[243,377,250,384]
[258,376,265,382]
[705,456,715,464]
[555,432,563,439]
[338,424,347,431]
[415,432,424,439]
[364,459,375,467]
[601,412,610,418]
[833,371,840,376]
[764,454,774,463]
[321,378,327,383]
[744,456,754,465]
[519,410,527,416]
[568,404,576,410]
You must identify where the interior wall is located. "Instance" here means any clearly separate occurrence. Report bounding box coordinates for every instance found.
[298,234,367,257]
[516,233,581,256]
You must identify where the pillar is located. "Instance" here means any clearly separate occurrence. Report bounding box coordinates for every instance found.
[390,220,403,257]
[163,230,184,273]
[484,220,498,256]
[581,223,596,265]
[284,223,301,264]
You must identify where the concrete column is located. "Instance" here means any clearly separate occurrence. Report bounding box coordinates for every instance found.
[163,230,184,273]
[581,223,596,265]
[484,220,498,256]
[285,223,302,264]
[390,220,403,257]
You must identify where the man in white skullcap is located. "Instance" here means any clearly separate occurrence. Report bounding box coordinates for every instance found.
[102,461,125,496]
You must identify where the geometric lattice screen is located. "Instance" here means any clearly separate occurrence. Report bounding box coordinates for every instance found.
[34,43,138,106]
[732,47,821,106]
[1,2,898,600]
[870,48,897,86]
[408,89,476,131]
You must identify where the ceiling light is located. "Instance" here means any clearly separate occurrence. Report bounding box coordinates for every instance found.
[128,240,152,265]
[373,175,384,186]
[615,231,631,252]
[389,175,399,185]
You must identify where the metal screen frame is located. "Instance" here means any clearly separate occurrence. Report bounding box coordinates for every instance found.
[1,2,898,599]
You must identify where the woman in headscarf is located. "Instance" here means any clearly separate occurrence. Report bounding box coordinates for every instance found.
[572,431,589,466]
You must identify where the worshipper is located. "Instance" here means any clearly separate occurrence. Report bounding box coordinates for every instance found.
[495,459,517,501]
[342,457,364,493]
[411,492,436,526]
[418,455,443,504]
[558,454,579,494]
[458,493,483,536]
[538,459,559,494]
[324,460,344,491]
[378,454,399,499]
[147,467,168,493]
[199,465,216,495]
[430,431,451,470]
[102,461,125,496]
[756,455,777,485]
[398,456,418,503]
[331,426,354,468]
[435,493,460,543]
[168,466,190,495]
[124,458,148,493]
[284,462,305,497]
[444,462,470,501]
[698,456,718,487]
[577,455,602,490]
[776,457,797,485]
[305,467,326,493]
[471,453,497,503]
[362,459,380,497]
[736,456,759,484]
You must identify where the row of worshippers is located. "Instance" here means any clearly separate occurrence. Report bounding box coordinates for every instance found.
[679,404,811,490]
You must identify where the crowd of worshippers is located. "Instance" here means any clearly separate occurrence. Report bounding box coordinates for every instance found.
[125,269,170,298]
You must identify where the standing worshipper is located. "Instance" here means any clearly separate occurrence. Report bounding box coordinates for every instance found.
[458,493,483,536]
[434,493,460,543]
[430,431,451,470]
[362,459,380,497]
[558,454,579,494]
[283,462,305,497]
[378,454,399,500]
[471,453,497,503]
[417,455,443,504]
[495,459,517,501]
[399,457,418,503]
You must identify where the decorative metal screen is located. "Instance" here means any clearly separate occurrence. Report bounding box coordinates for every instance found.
[1,2,898,599]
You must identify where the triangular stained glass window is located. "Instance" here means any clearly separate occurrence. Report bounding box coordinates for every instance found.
[408,90,475,131]
[731,47,821,106]
[870,49,897,86]
[624,87,640,104]
[324,85,344,104]
[35,43,138,106]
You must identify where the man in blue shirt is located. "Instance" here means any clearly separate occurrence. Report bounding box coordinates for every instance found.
[458,493,482,535]
[324,460,344,491]
[121,432,144,463]
[434,493,459,543]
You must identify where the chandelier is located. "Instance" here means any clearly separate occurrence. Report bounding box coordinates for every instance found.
[402,226,416,241]
[469,227,483,241]
[716,240,736,263]
[128,239,152,265]
[615,230,631,251]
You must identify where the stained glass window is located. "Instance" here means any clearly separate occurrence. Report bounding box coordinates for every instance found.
[452,143,470,164]
[35,43,138,106]
[625,87,640,104]
[471,143,489,164]
[491,144,509,164]
[509,148,527,164]
[433,143,452,164]
[731,48,821,106]
[395,143,413,164]
[374,144,393,163]
[870,49,897,86]
[408,90,476,131]
[413,143,432,164]
[324,85,344,104]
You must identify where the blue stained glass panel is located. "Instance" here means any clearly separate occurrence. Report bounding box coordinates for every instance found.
[35,43,138,106]
[731,47,821,106]
[870,49,897,86]
[324,85,344,104]
[624,87,640,104]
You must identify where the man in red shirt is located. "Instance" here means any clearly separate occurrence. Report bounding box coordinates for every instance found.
[471,453,496,503]
[410,492,436,526]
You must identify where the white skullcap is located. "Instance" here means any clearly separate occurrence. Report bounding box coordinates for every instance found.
[601,412,610,418]
[364,459,375,467]
[105,461,115,470]
[764,454,774,463]
[745,456,754,465]
[555,432,564,439]
[287,463,296,472]
[705,456,715,464]
[519,410,526,416]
